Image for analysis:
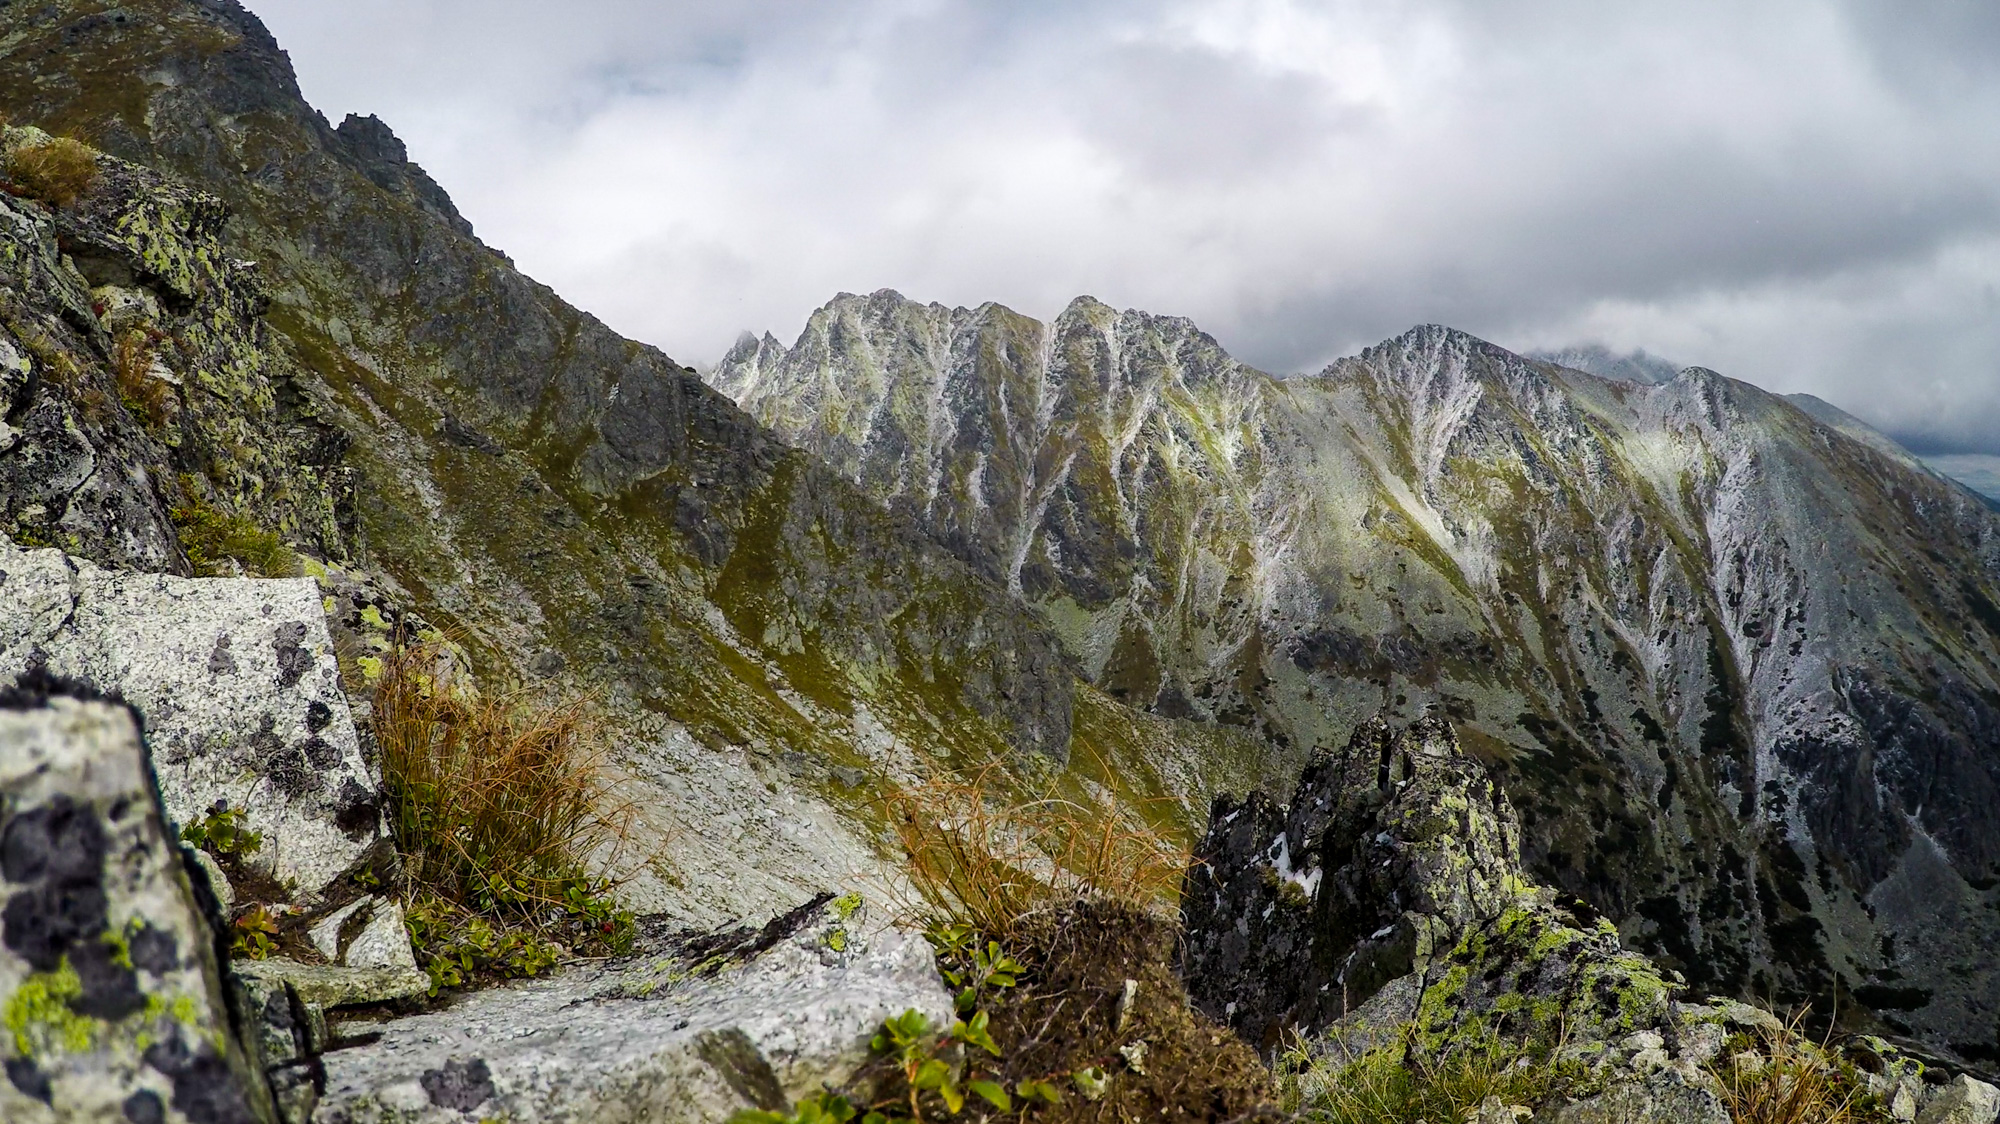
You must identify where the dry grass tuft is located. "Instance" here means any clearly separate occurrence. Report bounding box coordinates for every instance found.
[1713,1012,1879,1124]
[114,328,174,425]
[6,136,99,208]
[883,770,1187,941]
[374,642,632,935]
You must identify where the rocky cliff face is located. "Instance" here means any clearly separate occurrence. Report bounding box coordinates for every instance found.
[716,290,2000,1060]
[0,0,1292,935]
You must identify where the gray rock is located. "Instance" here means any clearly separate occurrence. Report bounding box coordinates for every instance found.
[314,899,951,1124]
[1544,1068,1730,1124]
[1183,716,1676,1058]
[0,536,410,968]
[231,960,430,1010]
[1919,1075,2000,1124]
[0,695,274,1123]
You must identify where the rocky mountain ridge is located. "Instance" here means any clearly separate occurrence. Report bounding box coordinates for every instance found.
[716,289,2000,1061]
[0,0,1301,940]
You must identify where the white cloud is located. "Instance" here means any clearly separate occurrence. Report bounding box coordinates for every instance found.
[244,0,2000,451]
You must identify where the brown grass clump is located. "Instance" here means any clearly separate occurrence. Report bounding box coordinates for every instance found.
[114,328,174,425]
[5,136,99,208]
[1713,1013,1884,1124]
[883,771,1187,941]
[374,643,634,962]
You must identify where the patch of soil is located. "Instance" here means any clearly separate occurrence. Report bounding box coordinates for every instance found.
[985,899,1276,1123]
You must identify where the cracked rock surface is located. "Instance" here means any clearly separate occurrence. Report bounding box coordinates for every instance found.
[0,535,406,966]
[314,898,951,1124]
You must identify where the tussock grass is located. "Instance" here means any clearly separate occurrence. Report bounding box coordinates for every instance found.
[5,136,99,208]
[374,642,634,983]
[114,328,174,425]
[883,768,1187,941]
[1713,1012,1879,1124]
[169,494,298,577]
[1278,1029,1592,1124]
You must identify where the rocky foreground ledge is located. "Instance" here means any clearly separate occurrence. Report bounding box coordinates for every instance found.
[1182,715,1998,1123]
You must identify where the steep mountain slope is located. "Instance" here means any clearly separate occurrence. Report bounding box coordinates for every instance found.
[0,1,1293,931]
[716,290,2000,1059]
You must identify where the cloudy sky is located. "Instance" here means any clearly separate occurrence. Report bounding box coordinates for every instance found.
[246,0,2000,459]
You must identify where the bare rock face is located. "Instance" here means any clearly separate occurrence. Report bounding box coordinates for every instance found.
[0,535,408,969]
[1183,715,1677,1062]
[0,694,273,1123]
[314,896,952,1124]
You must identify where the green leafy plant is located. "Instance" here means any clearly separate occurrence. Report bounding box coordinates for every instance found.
[181,801,263,859]
[231,904,278,961]
[404,895,566,994]
[928,925,1022,1016]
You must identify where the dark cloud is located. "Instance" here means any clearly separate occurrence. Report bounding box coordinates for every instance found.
[245,0,2000,454]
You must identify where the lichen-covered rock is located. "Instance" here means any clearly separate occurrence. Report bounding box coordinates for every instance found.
[0,693,274,1123]
[1183,715,1675,1058]
[1542,1066,1730,1124]
[0,535,408,968]
[314,896,952,1124]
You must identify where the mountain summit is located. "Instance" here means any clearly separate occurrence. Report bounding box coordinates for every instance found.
[716,289,2000,1059]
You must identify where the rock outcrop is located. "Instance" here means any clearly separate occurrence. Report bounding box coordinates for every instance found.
[1183,715,1676,1059]
[314,895,952,1124]
[0,535,410,970]
[1182,714,1996,1121]
[720,289,2000,1058]
[0,692,273,1123]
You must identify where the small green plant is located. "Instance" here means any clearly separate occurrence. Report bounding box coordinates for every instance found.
[927,925,1022,1016]
[379,643,636,991]
[170,494,298,577]
[231,904,278,961]
[405,895,566,994]
[5,136,99,208]
[181,801,264,859]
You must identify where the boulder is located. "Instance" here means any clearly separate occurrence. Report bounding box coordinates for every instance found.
[1920,1075,2000,1124]
[0,537,409,968]
[0,693,274,1123]
[314,895,952,1124]
[1182,715,1675,1060]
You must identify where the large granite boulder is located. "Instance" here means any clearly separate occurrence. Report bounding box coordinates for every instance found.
[0,692,274,1123]
[314,894,953,1124]
[0,536,410,970]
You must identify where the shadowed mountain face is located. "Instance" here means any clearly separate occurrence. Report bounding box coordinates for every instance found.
[716,290,2000,1059]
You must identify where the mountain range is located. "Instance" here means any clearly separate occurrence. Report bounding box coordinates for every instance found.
[715,290,2000,1060]
[3,0,1997,1069]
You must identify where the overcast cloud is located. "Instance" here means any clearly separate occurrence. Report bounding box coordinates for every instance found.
[244,0,2000,454]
